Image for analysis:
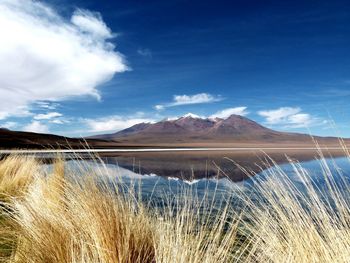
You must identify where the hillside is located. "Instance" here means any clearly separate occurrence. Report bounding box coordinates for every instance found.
[91,114,340,146]
[0,128,106,149]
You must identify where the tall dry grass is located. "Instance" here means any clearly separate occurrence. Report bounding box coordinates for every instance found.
[1,151,350,262]
[0,156,39,261]
[0,156,37,202]
[240,154,350,262]
[0,156,240,263]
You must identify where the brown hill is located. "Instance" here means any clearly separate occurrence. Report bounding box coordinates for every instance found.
[91,114,342,146]
[0,128,106,149]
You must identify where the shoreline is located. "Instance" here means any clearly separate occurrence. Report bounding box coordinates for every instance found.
[0,146,347,154]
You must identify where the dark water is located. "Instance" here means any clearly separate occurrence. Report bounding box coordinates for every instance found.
[61,153,350,202]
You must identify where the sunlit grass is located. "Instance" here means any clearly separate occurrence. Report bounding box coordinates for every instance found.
[0,156,37,203]
[0,155,240,263]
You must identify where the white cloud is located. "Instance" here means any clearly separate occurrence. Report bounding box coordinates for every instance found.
[24,121,49,133]
[155,93,222,110]
[0,0,128,119]
[173,93,222,105]
[258,107,301,125]
[287,113,314,128]
[84,116,155,133]
[0,107,31,120]
[210,107,248,119]
[258,107,322,128]
[154,105,165,110]
[34,112,62,120]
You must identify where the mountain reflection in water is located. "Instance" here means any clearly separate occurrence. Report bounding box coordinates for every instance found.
[60,154,350,204]
[97,149,347,182]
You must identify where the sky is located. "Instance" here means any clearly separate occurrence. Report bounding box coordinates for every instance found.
[0,0,350,137]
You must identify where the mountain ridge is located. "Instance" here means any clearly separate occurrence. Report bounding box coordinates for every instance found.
[90,114,339,144]
[0,114,345,149]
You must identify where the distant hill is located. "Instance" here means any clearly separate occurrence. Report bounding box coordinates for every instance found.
[91,114,341,145]
[0,128,106,149]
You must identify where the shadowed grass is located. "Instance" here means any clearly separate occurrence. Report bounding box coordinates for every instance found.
[0,156,39,261]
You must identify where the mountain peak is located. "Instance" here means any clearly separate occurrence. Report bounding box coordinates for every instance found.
[181,113,201,119]
[224,114,249,121]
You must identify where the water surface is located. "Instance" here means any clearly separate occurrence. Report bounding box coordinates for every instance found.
[61,152,350,201]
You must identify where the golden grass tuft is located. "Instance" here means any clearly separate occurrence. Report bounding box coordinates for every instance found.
[0,156,38,202]
[0,156,39,261]
[9,164,156,263]
[0,156,240,263]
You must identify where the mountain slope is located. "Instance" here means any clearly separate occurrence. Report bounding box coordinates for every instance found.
[1,114,343,149]
[92,114,339,145]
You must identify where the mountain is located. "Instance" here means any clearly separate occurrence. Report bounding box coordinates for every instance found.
[91,114,340,145]
[0,114,343,149]
[174,115,217,132]
[93,123,152,140]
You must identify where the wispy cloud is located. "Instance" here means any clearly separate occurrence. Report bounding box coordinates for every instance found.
[50,119,69,125]
[210,107,248,119]
[71,9,114,39]
[258,107,324,128]
[303,88,350,98]
[24,121,49,133]
[0,0,128,120]
[34,102,60,110]
[34,112,62,120]
[155,93,223,110]
[83,116,155,133]
[137,48,152,57]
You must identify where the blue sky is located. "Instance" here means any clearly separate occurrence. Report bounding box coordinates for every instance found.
[1,0,350,137]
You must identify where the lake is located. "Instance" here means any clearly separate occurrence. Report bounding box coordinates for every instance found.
[56,150,350,203]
